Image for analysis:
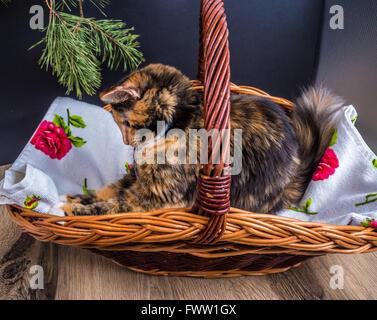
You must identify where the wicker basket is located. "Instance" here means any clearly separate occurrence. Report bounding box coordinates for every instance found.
[7,0,377,278]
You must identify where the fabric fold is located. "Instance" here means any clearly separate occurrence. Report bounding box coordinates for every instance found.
[0,97,133,214]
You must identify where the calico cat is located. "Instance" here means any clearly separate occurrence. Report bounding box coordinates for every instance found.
[60,64,344,216]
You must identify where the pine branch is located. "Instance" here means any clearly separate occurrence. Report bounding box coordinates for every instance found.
[34,14,102,98]
[30,0,144,98]
[55,0,109,15]
[1,0,12,6]
[62,13,143,71]
[88,0,109,16]
[55,0,77,11]
[72,0,83,33]
[44,0,66,24]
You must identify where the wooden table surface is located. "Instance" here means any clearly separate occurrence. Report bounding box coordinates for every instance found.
[1,164,377,300]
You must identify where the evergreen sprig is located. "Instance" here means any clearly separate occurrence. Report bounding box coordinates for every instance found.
[55,0,77,11]
[55,0,109,15]
[60,13,143,72]
[1,0,11,6]
[30,0,144,98]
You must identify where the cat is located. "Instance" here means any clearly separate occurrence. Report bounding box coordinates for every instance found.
[60,63,344,216]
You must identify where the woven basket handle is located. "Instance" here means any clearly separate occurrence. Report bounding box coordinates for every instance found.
[192,0,231,244]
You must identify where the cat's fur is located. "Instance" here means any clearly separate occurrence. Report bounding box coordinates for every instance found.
[61,64,344,216]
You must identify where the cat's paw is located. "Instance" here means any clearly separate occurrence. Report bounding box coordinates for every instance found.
[60,202,77,216]
[65,193,96,205]
[59,202,95,216]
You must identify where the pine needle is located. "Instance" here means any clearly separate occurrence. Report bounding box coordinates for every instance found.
[55,0,77,11]
[0,0,12,6]
[29,0,144,98]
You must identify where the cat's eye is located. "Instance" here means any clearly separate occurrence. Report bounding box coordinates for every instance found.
[123,120,130,127]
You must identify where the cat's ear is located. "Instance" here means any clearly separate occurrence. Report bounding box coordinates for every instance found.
[99,83,140,104]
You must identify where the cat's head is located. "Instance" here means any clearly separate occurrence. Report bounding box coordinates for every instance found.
[100,64,200,146]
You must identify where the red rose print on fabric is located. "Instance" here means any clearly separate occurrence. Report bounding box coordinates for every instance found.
[31,120,72,160]
[361,218,377,228]
[125,162,133,174]
[312,128,339,181]
[312,148,339,181]
[23,195,41,210]
[31,108,87,160]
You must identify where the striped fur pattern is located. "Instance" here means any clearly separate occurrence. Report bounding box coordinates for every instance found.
[61,64,344,216]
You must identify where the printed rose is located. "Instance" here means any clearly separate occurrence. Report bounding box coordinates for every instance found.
[361,218,377,228]
[312,148,339,181]
[24,195,41,210]
[31,120,72,160]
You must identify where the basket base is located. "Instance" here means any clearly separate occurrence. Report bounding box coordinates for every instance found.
[90,249,311,278]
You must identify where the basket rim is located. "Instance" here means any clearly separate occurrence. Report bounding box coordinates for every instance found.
[7,203,377,256]
[5,203,370,229]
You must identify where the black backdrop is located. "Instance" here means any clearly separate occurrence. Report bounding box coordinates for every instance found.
[0,0,326,164]
[317,0,377,152]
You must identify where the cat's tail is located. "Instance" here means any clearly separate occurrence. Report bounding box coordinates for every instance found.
[286,86,345,203]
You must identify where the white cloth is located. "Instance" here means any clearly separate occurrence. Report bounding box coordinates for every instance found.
[279,105,377,226]
[0,97,133,216]
[0,98,376,226]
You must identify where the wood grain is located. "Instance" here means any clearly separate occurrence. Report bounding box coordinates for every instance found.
[0,164,376,300]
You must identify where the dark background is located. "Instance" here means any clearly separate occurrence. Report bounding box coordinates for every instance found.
[0,0,376,165]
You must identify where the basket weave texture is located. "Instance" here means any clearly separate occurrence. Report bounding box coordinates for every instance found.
[6,0,377,277]
[7,203,377,277]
